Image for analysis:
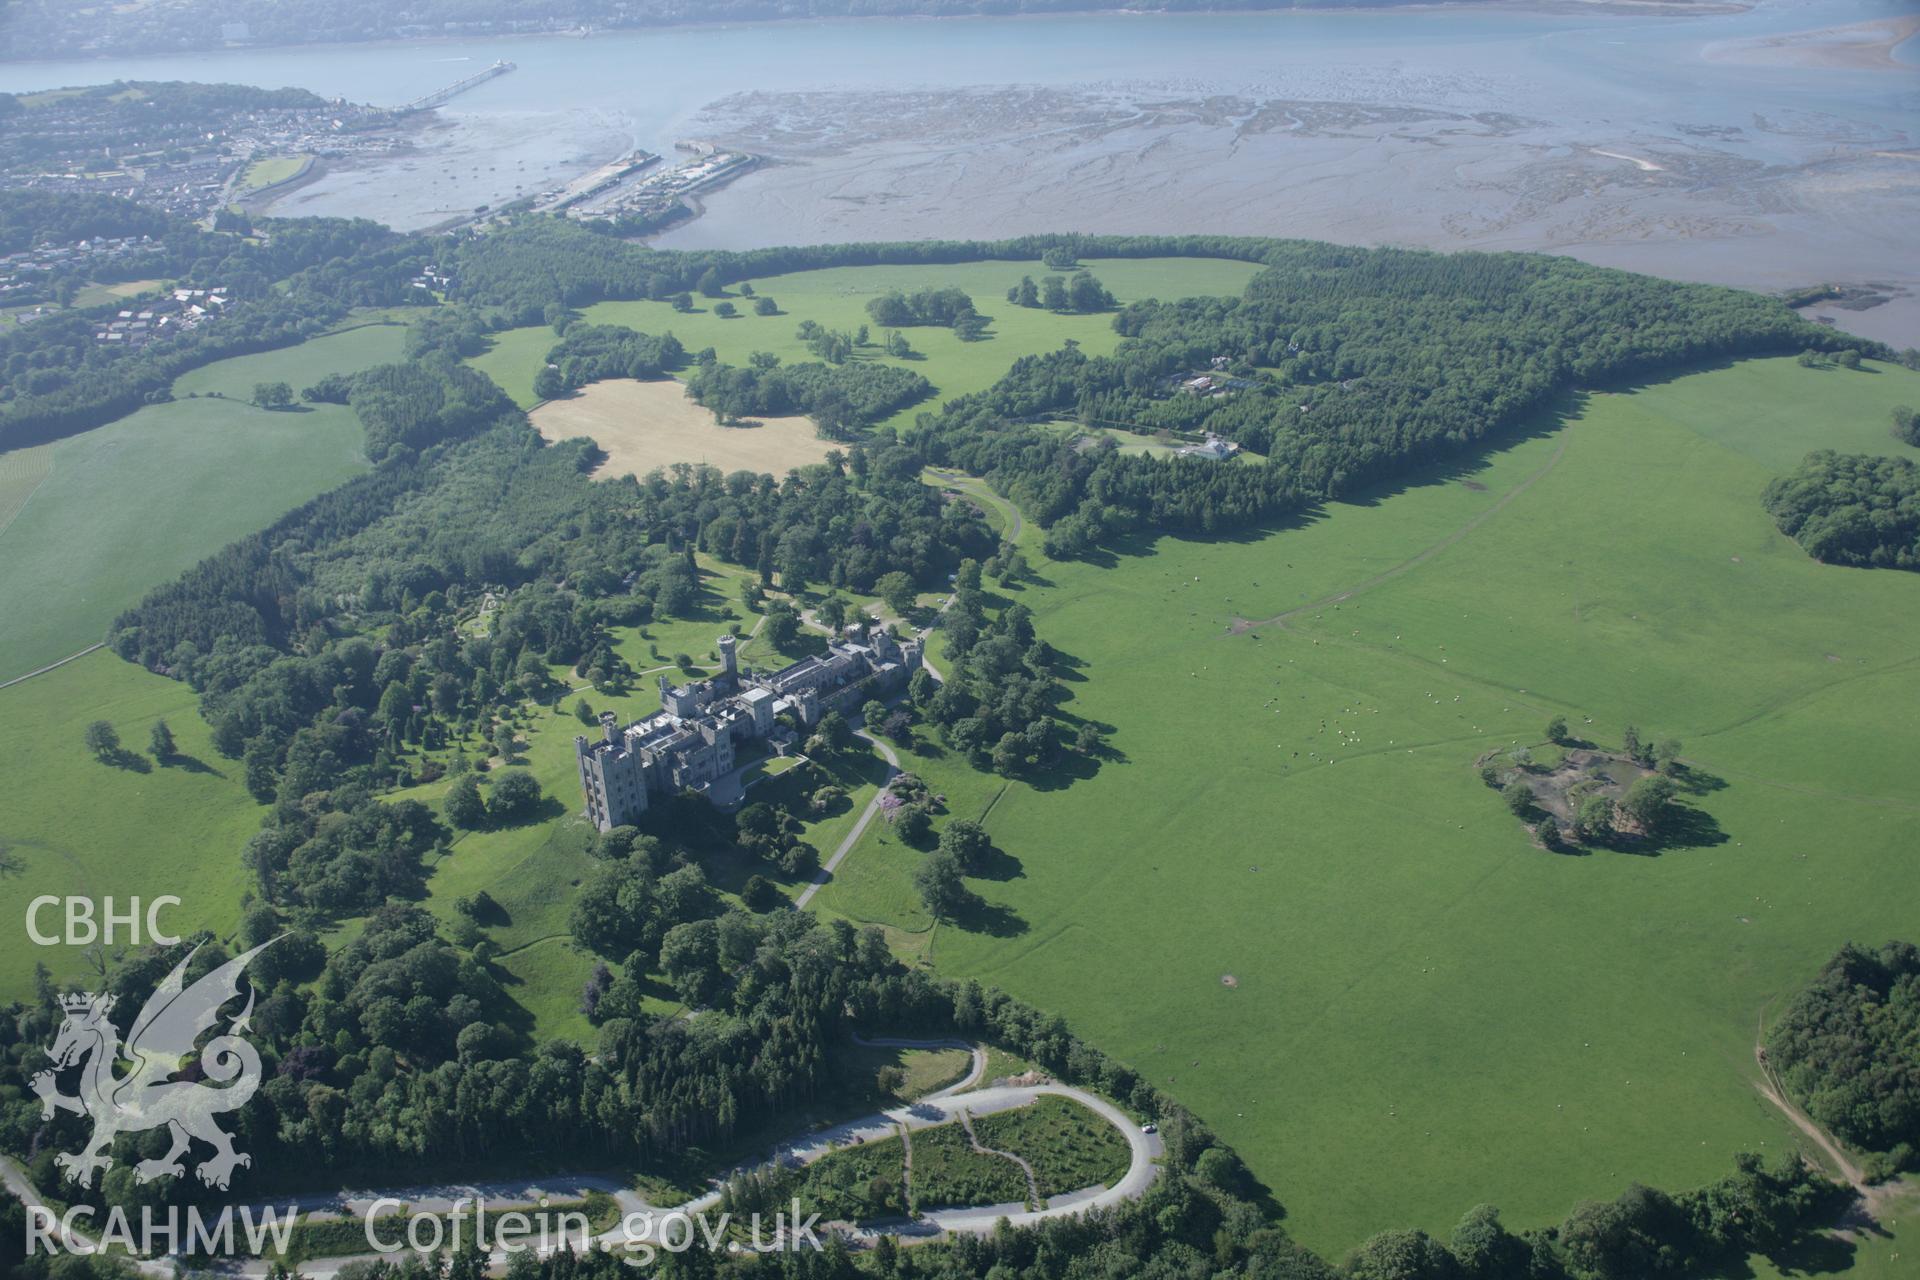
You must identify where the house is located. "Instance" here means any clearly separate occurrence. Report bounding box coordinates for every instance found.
[1178,433,1241,461]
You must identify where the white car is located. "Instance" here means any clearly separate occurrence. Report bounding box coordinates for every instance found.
[1141,1122,1157,1134]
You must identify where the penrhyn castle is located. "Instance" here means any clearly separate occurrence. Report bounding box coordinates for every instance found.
[576,626,921,830]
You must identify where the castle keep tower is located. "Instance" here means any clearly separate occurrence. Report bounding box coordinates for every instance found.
[576,711,647,832]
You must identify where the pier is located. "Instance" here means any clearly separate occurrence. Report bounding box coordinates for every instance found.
[394,60,515,114]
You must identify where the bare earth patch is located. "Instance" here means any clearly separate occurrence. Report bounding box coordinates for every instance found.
[530,378,835,479]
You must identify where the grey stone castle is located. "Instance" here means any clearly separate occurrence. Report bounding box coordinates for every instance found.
[576,626,922,830]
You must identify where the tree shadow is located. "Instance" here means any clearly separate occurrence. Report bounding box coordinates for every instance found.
[1669,762,1728,796]
[953,897,1027,938]
[164,752,225,778]
[1753,1229,1861,1277]
[972,842,1024,883]
[487,977,541,1047]
[772,630,830,661]
[1025,748,1103,792]
[102,749,151,774]
[1647,801,1729,852]
[465,895,512,928]
[1015,567,1054,589]
[1603,803,1729,856]
[491,795,569,830]
[1045,644,1090,685]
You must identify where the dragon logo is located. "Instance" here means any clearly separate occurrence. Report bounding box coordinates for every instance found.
[30,940,273,1190]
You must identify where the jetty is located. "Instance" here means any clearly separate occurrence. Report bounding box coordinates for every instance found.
[395,60,514,114]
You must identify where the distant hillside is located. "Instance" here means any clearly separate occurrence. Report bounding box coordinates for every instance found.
[0,0,1696,61]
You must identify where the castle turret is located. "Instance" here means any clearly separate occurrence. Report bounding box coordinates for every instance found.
[600,710,621,746]
[718,633,739,680]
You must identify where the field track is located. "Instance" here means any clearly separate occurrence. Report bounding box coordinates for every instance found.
[0,642,104,692]
[1751,1015,1895,1220]
[1228,428,1572,634]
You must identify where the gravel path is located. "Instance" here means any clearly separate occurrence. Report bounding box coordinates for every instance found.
[793,730,902,909]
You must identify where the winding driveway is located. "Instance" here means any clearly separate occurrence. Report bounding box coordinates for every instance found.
[112,1041,1160,1276]
[2,1156,175,1278]
[924,468,1024,544]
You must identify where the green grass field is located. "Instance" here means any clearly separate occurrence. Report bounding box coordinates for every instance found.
[845,1042,974,1100]
[70,279,165,308]
[807,356,1920,1257]
[0,441,54,536]
[239,154,310,192]
[0,322,406,681]
[0,651,260,1000]
[171,322,405,400]
[468,323,562,408]
[14,242,1914,1273]
[807,718,1013,959]
[467,257,1264,416]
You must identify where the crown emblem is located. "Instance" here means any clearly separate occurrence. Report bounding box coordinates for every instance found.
[60,992,111,1015]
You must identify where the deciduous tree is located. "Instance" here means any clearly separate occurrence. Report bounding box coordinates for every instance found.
[914,849,976,920]
[445,773,486,830]
[83,719,119,760]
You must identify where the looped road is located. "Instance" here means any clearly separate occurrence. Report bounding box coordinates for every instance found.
[5,1040,1161,1276]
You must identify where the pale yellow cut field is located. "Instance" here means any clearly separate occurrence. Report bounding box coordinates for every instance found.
[530,378,836,479]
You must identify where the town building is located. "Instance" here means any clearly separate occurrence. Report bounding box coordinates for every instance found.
[576,626,922,830]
